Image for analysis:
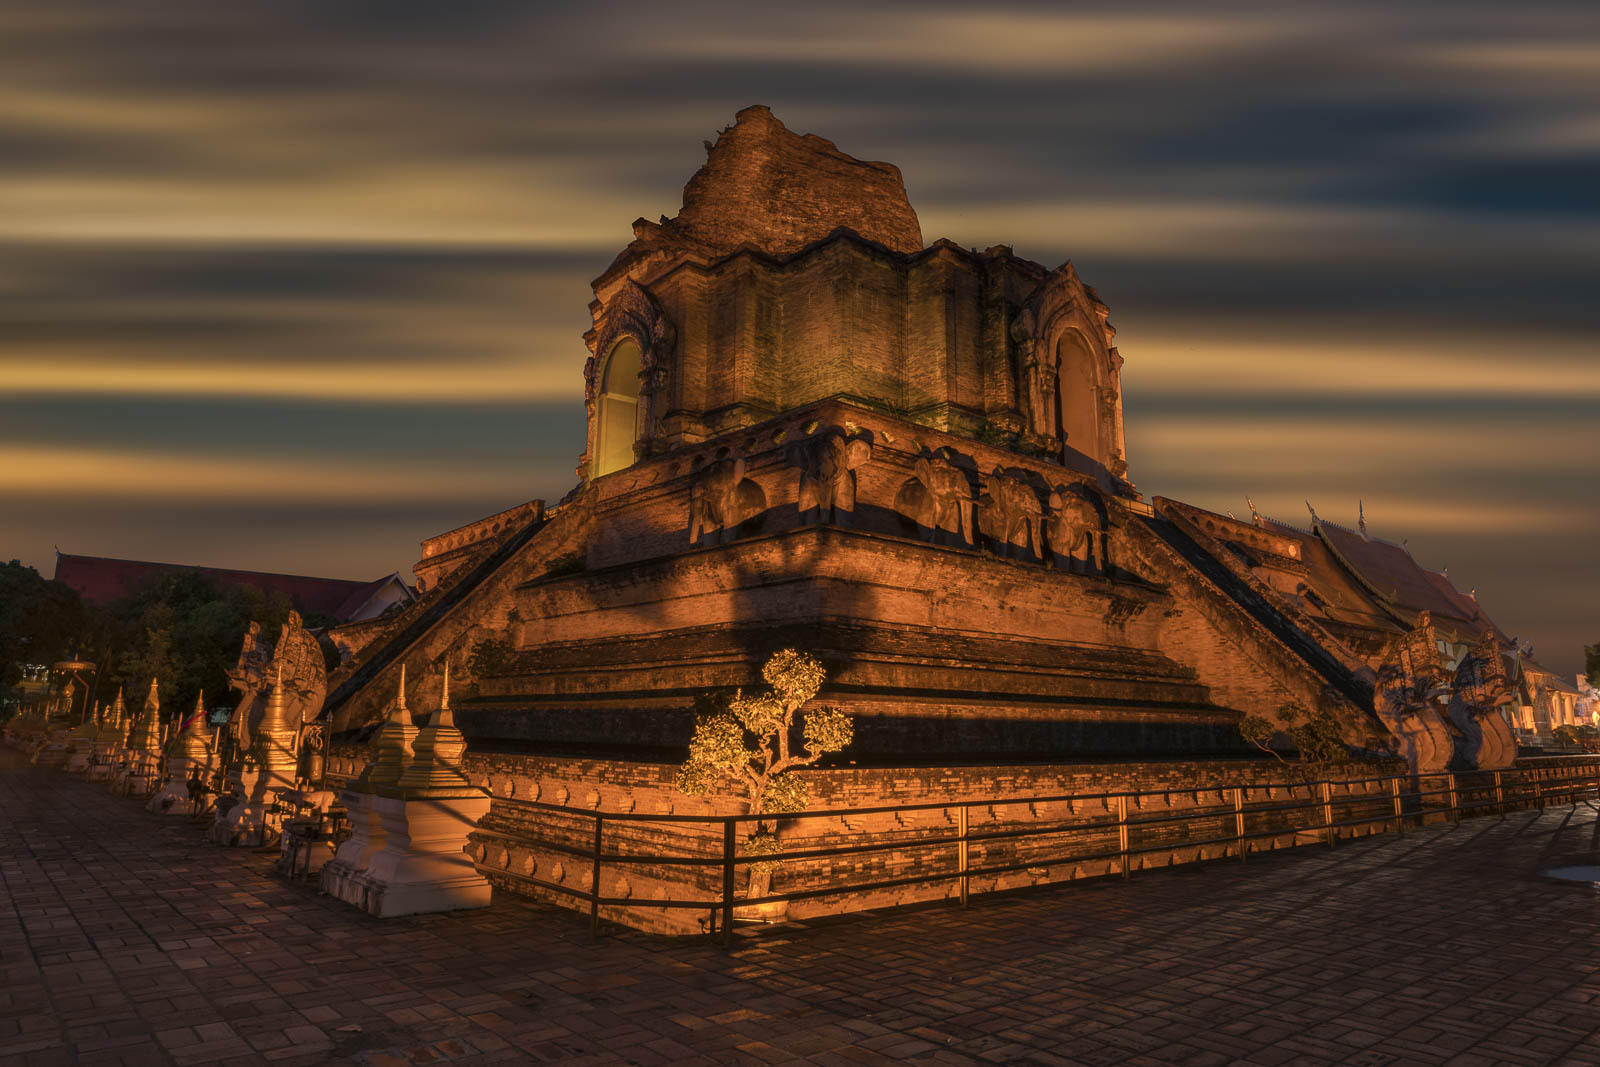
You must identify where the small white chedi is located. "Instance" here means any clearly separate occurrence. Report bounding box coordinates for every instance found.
[321,662,492,918]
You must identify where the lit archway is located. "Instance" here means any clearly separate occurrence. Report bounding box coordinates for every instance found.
[594,338,642,477]
[1055,331,1101,468]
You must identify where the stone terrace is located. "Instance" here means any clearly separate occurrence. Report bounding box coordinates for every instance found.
[4,747,1600,1067]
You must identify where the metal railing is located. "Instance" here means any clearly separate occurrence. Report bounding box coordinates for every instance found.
[468,758,1600,944]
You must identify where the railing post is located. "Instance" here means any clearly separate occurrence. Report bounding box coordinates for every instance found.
[721,819,736,947]
[588,814,602,940]
[1231,787,1246,862]
[1389,776,1404,836]
[1493,771,1505,817]
[1534,774,1544,812]
[1116,795,1130,880]
[956,804,970,906]
[1320,781,1335,848]
[1446,773,1460,822]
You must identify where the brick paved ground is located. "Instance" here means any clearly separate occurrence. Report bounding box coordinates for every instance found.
[4,748,1600,1067]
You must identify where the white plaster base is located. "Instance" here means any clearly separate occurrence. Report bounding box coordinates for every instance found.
[334,792,492,918]
[319,790,392,905]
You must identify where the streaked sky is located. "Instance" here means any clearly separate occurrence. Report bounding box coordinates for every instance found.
[1,1,1595,675]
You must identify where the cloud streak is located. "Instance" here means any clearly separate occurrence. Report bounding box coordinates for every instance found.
[0,0,1594,672]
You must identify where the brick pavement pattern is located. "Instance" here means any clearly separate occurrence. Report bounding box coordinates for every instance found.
[4,748,1600,1067]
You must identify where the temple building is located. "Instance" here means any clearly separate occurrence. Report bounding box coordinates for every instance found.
[319,105,1551,783]
[54,551,414,623]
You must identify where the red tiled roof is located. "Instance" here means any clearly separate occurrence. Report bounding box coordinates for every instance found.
[52,552,399,622]
[1314,523,1483,633]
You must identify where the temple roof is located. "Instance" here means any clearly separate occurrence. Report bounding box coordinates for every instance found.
[622,105,923,265]
[53,552,412,623]
[1312,522,1486,633]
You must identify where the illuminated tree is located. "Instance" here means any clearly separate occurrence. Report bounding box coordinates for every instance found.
[675,649,853,873]
[1237,703,1350,766]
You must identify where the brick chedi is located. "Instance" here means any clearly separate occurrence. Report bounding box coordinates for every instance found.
[303,106,1546,930]
[323,106,1328,761]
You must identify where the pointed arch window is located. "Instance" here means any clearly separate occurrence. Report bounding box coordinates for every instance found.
[594,338,642,477]
[1055,331,1101,467]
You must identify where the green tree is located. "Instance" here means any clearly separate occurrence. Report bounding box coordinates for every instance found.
[1586,643,1600,688]
[91,572,292,725]
[675,649,854,874]
[0,560,85,693]
[1236,703,1350,766]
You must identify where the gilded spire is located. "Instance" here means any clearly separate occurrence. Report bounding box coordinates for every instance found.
[129,677,162,755]
[364,663,418,789]
[398,660,473,791]
[1246,496,1261,527]
[256,662,298,778]
[177,691,213,765]
[1358,500,1369,540]
[98,688,126,744]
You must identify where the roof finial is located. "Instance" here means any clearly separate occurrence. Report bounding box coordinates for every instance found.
[1246,496,1261,526]
[1305,500,1319,525]
[1358,500,1368,539]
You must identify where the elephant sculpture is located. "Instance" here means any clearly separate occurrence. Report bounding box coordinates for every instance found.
[689,457,765,545]
[982,468,1043,559]
[1448,630,1518,770]
[896,453,974,544]
[1046,485,1102,573]
[794,431,872,525]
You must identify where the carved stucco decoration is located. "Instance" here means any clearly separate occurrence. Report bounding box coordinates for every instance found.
[688,455,767,545]
[896,452,974,545]
[225,621,272,753]
[583,279,677,472]
[224,610,328,756]
[1014,265,1129,482]
[1448,630,1517,770]
[1370,613,1454,773]
[791,427,872,525]
[1046,483,1106,574]
[980,468,1044,560]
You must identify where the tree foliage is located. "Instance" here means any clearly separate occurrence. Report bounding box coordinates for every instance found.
[0,561,85,693]
[675,649,854,873]
[1236,703,1351,766]
[1587,642,1600,689]
[83,572,293,726]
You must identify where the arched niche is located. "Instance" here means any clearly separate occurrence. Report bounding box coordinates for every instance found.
[1055,330,1104,470]
[593,338,642,477]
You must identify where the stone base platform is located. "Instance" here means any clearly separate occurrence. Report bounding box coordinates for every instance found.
[462,750,1402,935]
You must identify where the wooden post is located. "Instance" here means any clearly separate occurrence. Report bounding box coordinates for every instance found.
[1116,795,1130,880]
[956,805,970,906]
[1493,771,1505,817]
[1534,775,1544,812]
[1389,776,1404,836]
[721,819,736,947]
[1231,787,1246,862]
[1446,773,1460,822]
[588,815,602,940]
[1320,781,1335,848]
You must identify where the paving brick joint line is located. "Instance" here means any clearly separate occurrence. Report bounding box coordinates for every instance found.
[4,747,1600,1066]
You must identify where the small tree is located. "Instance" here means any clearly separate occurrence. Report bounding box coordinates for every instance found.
[1237,703,1350,767]
[675,649,853,875]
